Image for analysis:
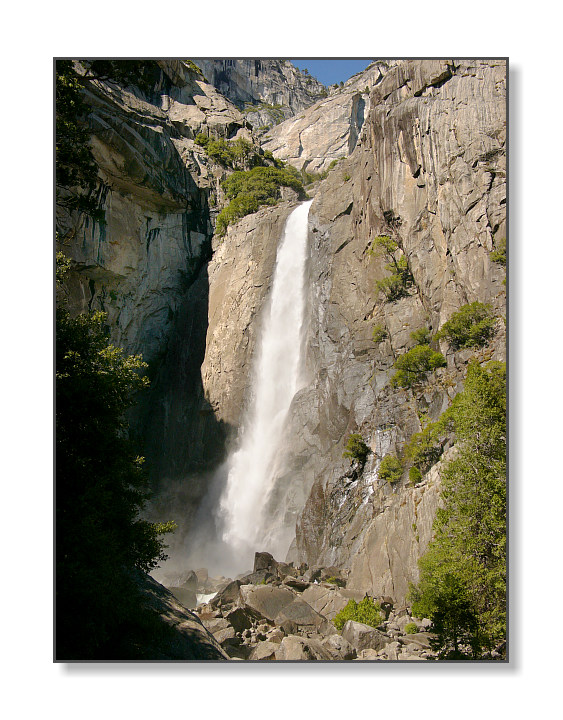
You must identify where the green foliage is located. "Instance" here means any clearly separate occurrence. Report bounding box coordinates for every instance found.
[410,361,506,659]
[391,345,446,388]
[372,323,388,344]
[410,326,431,345]
[435,302,495,350]
[343,173,351,181]
[196,135,259,170]
[56,258,175,658]
[378,454,403,484]
[216,166,305,236]
[404,622,418,634]
[370,235,413,301]
[342,433,370,463]
[333,597,383,631]
[490,237,506,266]
[404,409,453,473]
[409,466,423,484]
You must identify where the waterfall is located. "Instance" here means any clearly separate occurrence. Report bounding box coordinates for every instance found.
[217,200,313,572]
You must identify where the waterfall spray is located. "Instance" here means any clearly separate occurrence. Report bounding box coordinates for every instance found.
[217,200,313,571]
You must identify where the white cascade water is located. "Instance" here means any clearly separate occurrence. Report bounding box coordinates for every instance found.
[217,200,313,569]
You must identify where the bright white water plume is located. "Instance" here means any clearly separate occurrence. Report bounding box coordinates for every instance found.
[217,200,313,571]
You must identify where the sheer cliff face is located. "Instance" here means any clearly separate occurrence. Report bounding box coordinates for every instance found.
[57,60,250,365]
[192,59,327,130]
[292,59,506,600]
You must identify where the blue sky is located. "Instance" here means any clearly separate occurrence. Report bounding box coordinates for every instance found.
[291,59,373,87]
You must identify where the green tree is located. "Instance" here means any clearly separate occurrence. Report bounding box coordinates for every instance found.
[410,326,431,345]
[391,344,446,388]
[369,235,413,302]
[333,597,383,631]
[216,166,306,236]
[342,433,370,463]
[435,302,495,350]
[378,454,403,484]
[410,361,506,659]
[56,255,175,659]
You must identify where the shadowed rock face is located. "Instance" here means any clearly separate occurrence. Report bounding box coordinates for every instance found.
[107,572,229,660]
[57,60,250,366]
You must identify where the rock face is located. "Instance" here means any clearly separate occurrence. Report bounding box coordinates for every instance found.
[57,60,251,366]
[262,61,397,173]
[287,59,506,601]
[192,59,327,131]
[121,571,229,660]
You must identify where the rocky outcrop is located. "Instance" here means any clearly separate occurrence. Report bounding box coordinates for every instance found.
[57,60,252,365]
[119,571,229,660]
[189,552,441,661]
[261,61,397,173]
[192,59,327,132]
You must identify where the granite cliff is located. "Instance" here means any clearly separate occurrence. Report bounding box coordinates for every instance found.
[57,58,506,617]
[192,59,327,132]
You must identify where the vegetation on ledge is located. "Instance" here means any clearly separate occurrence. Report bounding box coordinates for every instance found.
[215,165,306,237]
[435,301,495,350]
[391,344,447,388]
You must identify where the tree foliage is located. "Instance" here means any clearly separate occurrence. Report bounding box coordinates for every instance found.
[369,235,413,301]
[391,344,446,388]
[342,433,370,463]
[436,302,495,350]
[333,597,383,631]
[56,255,175,659]
[215,166,306,236]
[378,454,403,484]
[410,361,506,659]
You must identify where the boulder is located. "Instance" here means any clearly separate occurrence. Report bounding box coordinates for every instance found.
[210,579,242,608]
[341,621,392,652]
[213,626,237,646]
[274,599,335,636]
[283,577,310,592]
[275,636,331,661]
[202,616,230,635]
[123,571,229,660]
[355,649,381,660]
[238,585,296,623]
[168,586,197,610]
[254,551,278,573]
[301,585,365,621]
[397,632,435,650]
[276,562,299,580]
[181,570,198,592]
[321,634,357,660]
[249,641,278,661]
[238,570,275,586]
[225,607,253,634]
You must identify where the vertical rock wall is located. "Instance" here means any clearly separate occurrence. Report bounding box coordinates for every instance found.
[288,59,506,602]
